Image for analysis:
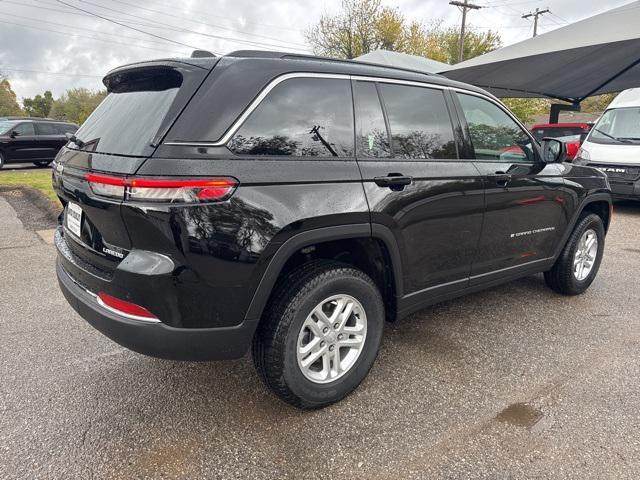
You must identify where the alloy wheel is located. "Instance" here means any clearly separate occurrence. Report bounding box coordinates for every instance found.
[573,228,598,281]
[296,294,367,384]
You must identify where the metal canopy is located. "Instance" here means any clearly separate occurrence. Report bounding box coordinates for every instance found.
[439,1,640,102]
[354,50,450,74]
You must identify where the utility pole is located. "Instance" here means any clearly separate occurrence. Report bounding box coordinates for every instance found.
[449,0,483,63]
[522,7,550,37]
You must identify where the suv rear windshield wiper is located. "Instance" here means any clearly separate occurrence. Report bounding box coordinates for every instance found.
[593,128,633,143]
[65,132,85,148]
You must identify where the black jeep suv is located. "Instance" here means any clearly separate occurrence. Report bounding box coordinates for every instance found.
[53,51,612,408]
[0,118,78,168]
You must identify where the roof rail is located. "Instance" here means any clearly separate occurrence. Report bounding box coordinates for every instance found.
[225,50,439,80]
[0,116,68,122]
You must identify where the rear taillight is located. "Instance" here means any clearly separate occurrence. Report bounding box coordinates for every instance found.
[85,173,237,203]
[97,292,158,321]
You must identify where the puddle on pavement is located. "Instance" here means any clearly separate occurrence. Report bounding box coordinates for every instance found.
[495,402,543,428]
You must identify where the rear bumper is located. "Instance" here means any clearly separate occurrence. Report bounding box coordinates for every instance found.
[56,253,256,362]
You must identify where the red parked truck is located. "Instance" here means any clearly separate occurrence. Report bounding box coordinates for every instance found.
[530,123,593,161]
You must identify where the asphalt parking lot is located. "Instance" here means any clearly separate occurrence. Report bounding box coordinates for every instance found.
[1,189,639,479]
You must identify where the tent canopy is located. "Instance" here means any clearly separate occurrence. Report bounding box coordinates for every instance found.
[440,1,640,102]
[354,50,450,74]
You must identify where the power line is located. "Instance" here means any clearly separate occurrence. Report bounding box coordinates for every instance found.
[105,0,309,49]
[522,7,550,37]
[11,0,310,53]
[0,11,190,51]
[0,18,190,55]
[550,12,570,24]
[27,0,305,34]
[53,0,207,51]
[0,66,102,78]
[449,0,484,63]
[68,0,310,52]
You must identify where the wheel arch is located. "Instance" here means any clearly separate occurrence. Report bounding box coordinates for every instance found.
[553,192,612,260]
[244,224,404,326]
[580,197,612,233]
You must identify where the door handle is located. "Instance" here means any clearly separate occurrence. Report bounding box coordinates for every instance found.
[374,174,412,191]
[490,171,512,187]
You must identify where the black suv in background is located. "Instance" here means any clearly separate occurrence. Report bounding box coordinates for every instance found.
[0,118,78,168]
[53,52,611,409]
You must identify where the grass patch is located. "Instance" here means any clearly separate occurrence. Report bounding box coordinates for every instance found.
[0,169,58,204]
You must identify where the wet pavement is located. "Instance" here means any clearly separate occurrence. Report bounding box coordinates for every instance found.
[1,196,639,479]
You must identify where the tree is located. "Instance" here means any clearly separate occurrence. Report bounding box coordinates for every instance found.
[49,88,106,125]
[23,91,54,118]
[306,1,501,63]
[580,93,617,113]
[306,0,383,59]
[0,77,23,116]
[502,97,550,124]
[425,22,501,64]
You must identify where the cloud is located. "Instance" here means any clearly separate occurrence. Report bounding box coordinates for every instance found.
[0,0,629,102]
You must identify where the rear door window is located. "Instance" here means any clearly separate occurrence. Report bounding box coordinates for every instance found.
[14,123,36,136]
[36,123,59,135]
[377,83,457,159]
[56,124,78,134]
[353,81,391,158]
[228,77,354,157]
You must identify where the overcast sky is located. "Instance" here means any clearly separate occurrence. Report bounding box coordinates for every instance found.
[0,0,632,102]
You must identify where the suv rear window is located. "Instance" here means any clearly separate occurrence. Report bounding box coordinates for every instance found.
[228,77,354,157]
[73,68,183,157]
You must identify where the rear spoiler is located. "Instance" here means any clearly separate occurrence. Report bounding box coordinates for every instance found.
[103,59,216,91]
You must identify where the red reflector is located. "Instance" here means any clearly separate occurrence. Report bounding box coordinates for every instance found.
[196,186,233,199]
[97,292,157,319]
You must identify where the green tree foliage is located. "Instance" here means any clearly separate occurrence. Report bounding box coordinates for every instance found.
[580,93,617,113]
[502,97,550,124]
[306,0,382,59]
[0,77,24,116]
[306,1,501,62]
[49,88,106,125]
[501,93,618,125]
[23,91,54,118]
[426,22,501,64]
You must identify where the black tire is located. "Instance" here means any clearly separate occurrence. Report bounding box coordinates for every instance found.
[544,213,605,295]
[252,260,384,409]
[0,152,4,169]
[33,161,52,168]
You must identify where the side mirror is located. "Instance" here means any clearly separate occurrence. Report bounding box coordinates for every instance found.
[10,130,20,138]
[541,137,566,163]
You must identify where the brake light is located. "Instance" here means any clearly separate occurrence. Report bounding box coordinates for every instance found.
[85,174,238,203]
[97,292,158,320]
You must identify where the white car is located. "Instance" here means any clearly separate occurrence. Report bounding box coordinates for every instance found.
[575,88,640,200]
